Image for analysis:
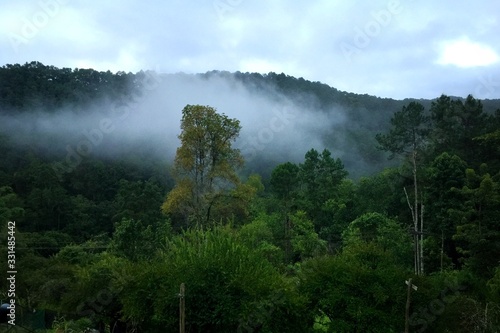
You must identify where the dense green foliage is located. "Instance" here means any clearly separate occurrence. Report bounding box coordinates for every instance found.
[1,62,500,332]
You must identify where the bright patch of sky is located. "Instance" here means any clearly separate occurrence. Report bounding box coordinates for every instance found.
[437,37,499,68]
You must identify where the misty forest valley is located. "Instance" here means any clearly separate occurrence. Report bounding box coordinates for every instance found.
[1,61,500,333]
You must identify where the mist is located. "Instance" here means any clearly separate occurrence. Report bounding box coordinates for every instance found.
[0,71,370,180]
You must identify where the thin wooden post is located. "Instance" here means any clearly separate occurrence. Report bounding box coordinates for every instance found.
[405,279,417,333]
[180,283,185,333]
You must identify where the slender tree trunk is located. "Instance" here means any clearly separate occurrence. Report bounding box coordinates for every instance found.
[420,202,424,275]
[413,150,420,275]
[414,234,418,275]
[404,187,418,275]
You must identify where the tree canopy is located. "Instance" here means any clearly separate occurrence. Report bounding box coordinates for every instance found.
[162,105,243,227]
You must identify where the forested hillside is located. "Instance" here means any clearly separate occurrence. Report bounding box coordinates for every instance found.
[1,62,500,332]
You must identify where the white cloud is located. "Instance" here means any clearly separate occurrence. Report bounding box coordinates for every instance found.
[437,37,499,68]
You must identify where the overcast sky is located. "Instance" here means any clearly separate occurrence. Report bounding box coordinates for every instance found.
[1,0,499,99]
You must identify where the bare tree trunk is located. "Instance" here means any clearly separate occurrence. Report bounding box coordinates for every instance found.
[412,150,421,275]
[420,202,424,275]
[404,187,418,275]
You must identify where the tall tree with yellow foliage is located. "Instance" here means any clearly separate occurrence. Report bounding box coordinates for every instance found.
[162,105,243,226]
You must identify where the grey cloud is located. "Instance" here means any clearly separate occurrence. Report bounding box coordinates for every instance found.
[0,0,499,99]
